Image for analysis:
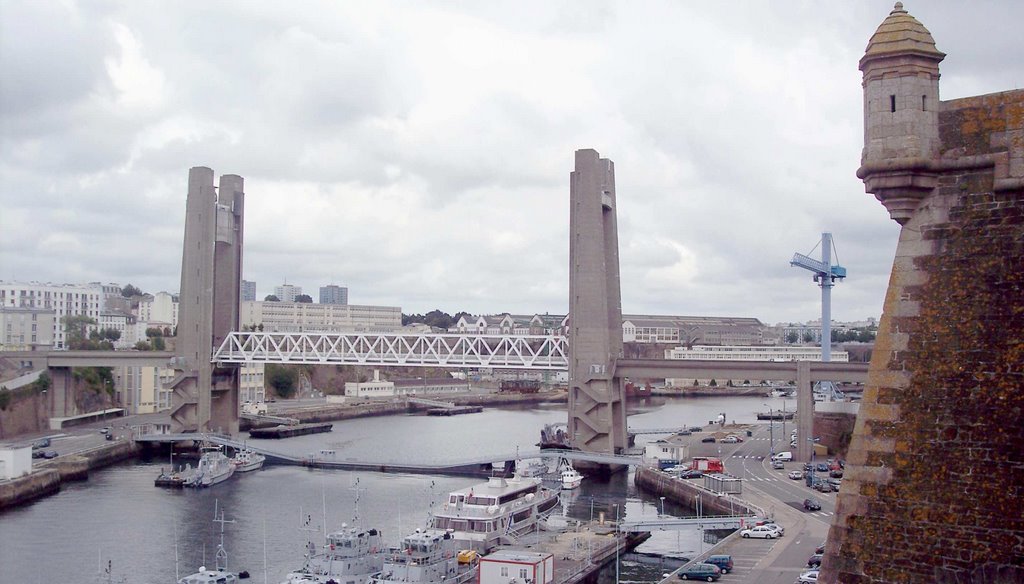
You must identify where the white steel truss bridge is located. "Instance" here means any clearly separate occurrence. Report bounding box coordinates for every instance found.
[212,331,568,370]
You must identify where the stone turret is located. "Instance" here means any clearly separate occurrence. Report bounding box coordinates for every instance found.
[857,2,945,224]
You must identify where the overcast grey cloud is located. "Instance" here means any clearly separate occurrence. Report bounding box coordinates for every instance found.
[2,1,1023,324]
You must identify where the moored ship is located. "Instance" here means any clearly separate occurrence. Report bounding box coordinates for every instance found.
[185,445,236,487]
[282,524,385,584]
[232,447,265,472]
[429,474,559,553]
[368,528,477,584]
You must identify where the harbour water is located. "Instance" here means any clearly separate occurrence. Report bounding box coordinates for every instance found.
[0,395,791,583]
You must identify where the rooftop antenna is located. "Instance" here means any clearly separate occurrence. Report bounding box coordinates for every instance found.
[790,232,847,362]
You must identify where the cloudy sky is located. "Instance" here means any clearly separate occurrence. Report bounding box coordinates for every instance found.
[2,1,1022,325]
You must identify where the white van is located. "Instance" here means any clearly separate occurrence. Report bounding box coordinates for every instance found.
[771,451,793,462]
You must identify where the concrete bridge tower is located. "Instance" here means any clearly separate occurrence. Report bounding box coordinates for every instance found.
[822,4,1024,581]
[567,149,628,458]
[169,167,245,434]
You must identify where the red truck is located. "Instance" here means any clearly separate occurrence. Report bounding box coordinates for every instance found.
[691,456,725,473]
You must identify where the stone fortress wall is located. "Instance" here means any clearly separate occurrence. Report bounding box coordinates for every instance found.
[822,4,1024,583]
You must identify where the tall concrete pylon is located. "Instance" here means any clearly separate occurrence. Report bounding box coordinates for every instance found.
[169,167,245,434]
[568,149,627,459]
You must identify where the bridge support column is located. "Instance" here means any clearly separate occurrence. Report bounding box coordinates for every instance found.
[170,167,244,435]
[795,361,813,462]
[568,149,626,461]
[46,366,74,418]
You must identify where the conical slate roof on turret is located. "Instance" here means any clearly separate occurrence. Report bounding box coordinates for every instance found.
[860,2,944,69]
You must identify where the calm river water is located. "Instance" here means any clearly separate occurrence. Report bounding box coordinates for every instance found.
[0,395,789,584]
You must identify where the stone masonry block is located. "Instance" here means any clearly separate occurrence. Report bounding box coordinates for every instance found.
[846,464,895,486]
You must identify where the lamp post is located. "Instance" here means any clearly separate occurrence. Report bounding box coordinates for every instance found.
[764,403,774,455]
[659,496,666,517]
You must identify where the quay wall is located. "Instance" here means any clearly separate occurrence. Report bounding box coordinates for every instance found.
[0,438,138,510]
[634,466,760,517]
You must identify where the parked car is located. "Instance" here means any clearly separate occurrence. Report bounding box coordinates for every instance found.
[32,449,47,459]
[679,470,704,479]
[771,459,785,469]
[803,498,822,511]
[803,462,814,472]
[796,569,820,583]
[740,525,781,539]
[99,427,111,435]
[826,478,842,491]
[720,436,739,443]
[41,450,58,459]
[701,436,716,443]
[807,554,823,568]
[703,555,733,575]
[665,465,689,473]
[814,481,833,493]
[788,470,804,480]
[678,430,692,436]
[677,562,721,581]
[32,438,51,449]
[771,451,793,462]
[815,542,826,554]
[829,469,844,478]
[689,426,704,432]
[759,521,785,535]
[816,463,829,472]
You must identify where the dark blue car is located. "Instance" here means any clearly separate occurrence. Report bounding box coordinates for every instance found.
[678,562,721,581]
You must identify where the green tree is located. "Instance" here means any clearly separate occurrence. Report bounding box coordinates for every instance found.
[802,331,815,343]
[266,364,298,398]
[709,379,718,387]
[152,336,166,351]
[135,341,152,351]
[785,331,799,343]
[121,284,143,298]
[295,294,313,303]
[264,294,280,302]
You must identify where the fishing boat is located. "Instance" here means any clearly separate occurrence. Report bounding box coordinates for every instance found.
[367,528,477,584]
[185,445,236,487]
[560,466,584,490]
[429,474,559,552]
[232,447,265,472]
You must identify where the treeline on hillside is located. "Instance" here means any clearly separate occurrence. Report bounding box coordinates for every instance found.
[401,309,472,329]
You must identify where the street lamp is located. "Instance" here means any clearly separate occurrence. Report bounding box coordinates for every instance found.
[764,403,775,455]
[659,496,666,517]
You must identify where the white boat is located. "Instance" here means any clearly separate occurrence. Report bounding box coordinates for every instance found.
[185,445,236,487]
[282,524,385,584]
[560,467,583,490]
[429,474,559,553]
[232,447,265,473]
[178,507,249,583]
[368,528,477,584]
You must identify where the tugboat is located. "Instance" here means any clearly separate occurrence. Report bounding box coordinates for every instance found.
[281,524,385,584]
[560,463,584,490]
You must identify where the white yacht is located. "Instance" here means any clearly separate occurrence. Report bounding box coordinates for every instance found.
[186,445,236,487]
[232,447,265,473]
[429,474,559,552]
[368,528,476,584]
[282,524,385,584]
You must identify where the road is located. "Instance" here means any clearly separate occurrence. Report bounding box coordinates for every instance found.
[681,423,835,583]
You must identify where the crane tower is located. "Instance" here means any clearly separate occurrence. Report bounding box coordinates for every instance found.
[790,232,847,362]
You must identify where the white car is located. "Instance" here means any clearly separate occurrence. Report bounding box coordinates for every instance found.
[760,521,784,535]
[721,435,739,443]
[796,569,819,583]
[789,470,804,480]
[740,525,782,539]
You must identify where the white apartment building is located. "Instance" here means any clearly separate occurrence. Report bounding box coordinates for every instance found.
[274,284,302,302]
[0,281,103,348]
[239,363,265,404]
[98,312,138,349]
[241,301,402,333]
[0,307,56,351]
[137,292,179,329]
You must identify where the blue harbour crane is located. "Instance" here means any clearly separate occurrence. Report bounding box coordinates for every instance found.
[790,232,847,362]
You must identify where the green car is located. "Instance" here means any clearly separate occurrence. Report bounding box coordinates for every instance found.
[678,562,721,581]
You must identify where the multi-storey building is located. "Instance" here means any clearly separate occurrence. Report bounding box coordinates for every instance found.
[0,281,103,348]
[241,280,256,302]
[98,312,137,349]
[622,314,776,345]
[137,292,179,329]
[452,314,568,335]
[319,284,348,305]
[241,301,401,333]
[273,284,302,302]
[0,307,56,351]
